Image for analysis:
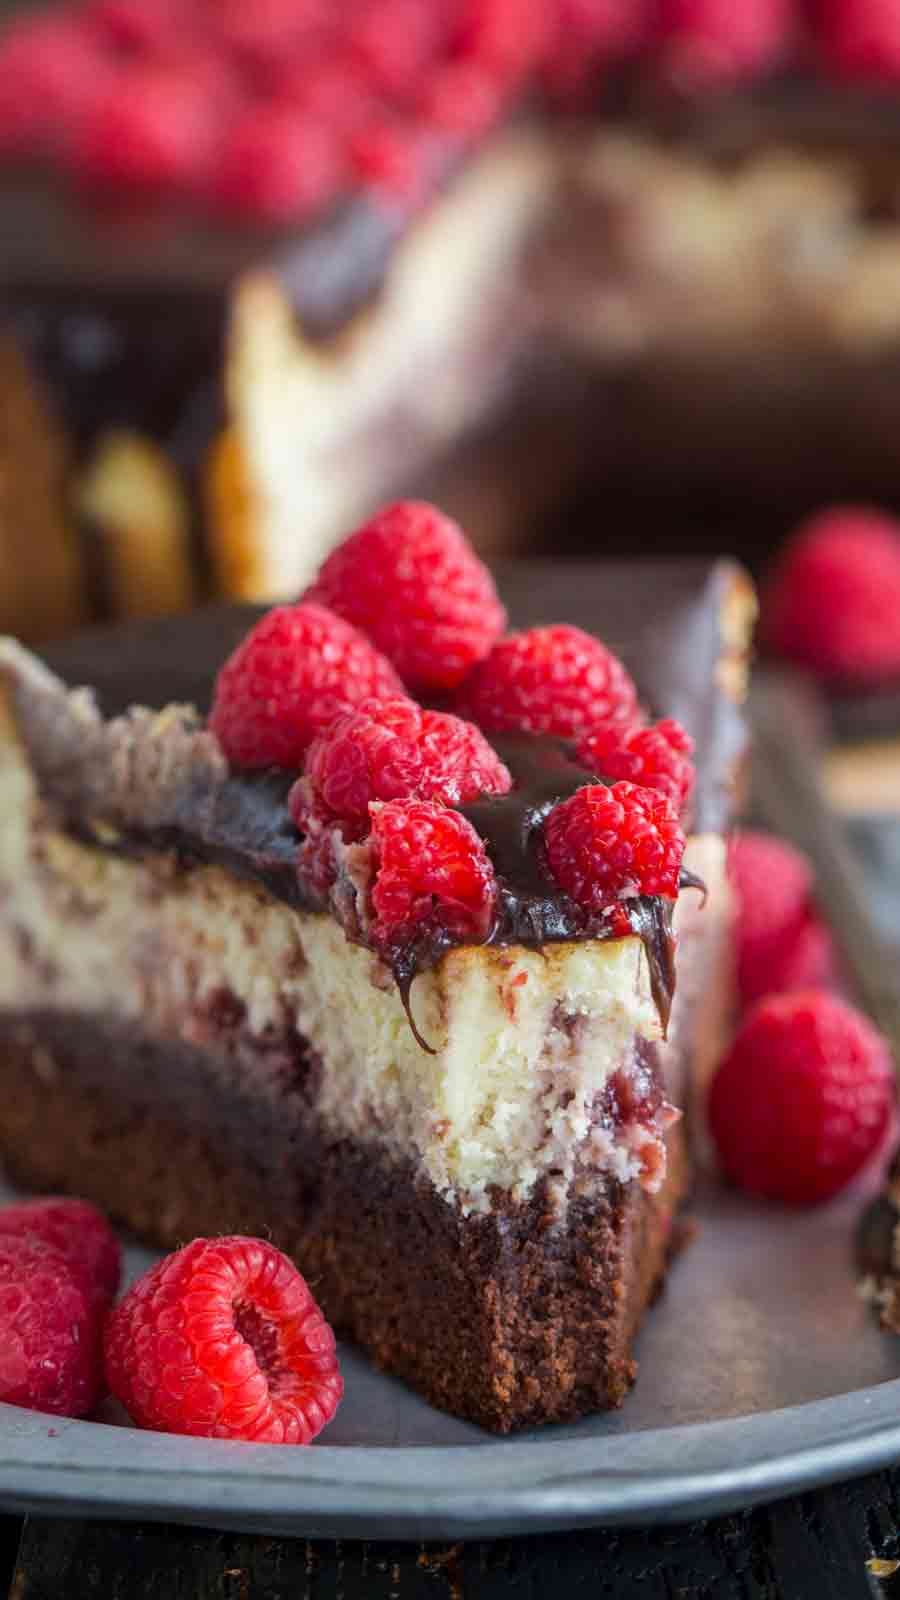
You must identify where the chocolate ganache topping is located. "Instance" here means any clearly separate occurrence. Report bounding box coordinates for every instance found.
[100,730,689,1046]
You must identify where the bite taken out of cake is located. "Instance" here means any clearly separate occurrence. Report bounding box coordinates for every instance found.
[0,502,753,1432]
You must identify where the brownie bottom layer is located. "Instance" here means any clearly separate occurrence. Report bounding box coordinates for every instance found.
[0,1011,688,1433]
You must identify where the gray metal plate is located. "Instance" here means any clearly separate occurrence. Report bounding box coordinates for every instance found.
[1,1171,899,1537]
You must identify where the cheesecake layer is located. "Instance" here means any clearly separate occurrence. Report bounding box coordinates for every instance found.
[0,637,727,1212]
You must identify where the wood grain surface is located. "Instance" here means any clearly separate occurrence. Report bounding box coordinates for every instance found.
[8,1475,900,1600]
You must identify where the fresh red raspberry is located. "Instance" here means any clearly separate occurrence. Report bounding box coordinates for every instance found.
[347,119,430,200]
[370,799,497,948]
[85,0,182,57]
[709,990,894,1206]
[212,0,331,84]
[209,603,405,770]
[0,1197,120,1305]
[0,1236,104,1418]
[544,781,686,912]
[303,502,506,693]
[418,61,504,137]
[763,506,900,684]
[653,0,793,86]
[300,696,512,834]
[344,0,444,96]
[453,0,552,84]
[729,830,815,1008]
[455,624,639,739]
[104,1236,342,1443]
[0,17,112,157]
[577,717,695,813]
[72,65,221,193]
[273,55,376,132]
[816,0,900,81]
[764,913,841,999]
[212,106,344,223]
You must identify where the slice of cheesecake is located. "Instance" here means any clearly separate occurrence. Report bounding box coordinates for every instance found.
[0,557,751,1431]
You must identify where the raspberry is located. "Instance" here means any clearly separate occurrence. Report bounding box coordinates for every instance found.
[72,66,221,193]
[300,696,512,834]
[654,0,792,86]
[817,0,900,81]
[273,56,376,132]
[348,120,430,200]
[543,0,653,101]
[709,990,894,1206]
[209,603,405,770]
[0,1235,104,1418]
[763,506,900,684]
[577,717,695,813]
[344,0,444,96]
[764,913,841,998]
[0,18,111,158]
[212,107,344,224]
[418,61,503,137]
[213,0,331,83]
[544,781,686,912]
[729,830,815,1008]
[85,0,182,57]
[453,0,552,84]
[303,502,506,692]
[0,1197,120,1304]
[455,624,639,738]
[105,1236,342,1442]
[370,799,497,948]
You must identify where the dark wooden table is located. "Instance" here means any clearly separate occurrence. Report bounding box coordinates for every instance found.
[4,1475,900,1598]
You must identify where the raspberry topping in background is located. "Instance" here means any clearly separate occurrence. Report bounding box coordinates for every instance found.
[0,1197,121,1304]
[72,65,221,192]
[0,1235,104,1418]
[0,16,112,157]
[209,602,405,770]
[300,696,512,834]
[577,717,695,814]
[213,106,345,222]
[817,0,900,82]
[303,501,506,692]
[709,990,894,1205]
[370,799,497,947]
[455,623,639,738]
[104,1235,342,1443]
[544,781,686,911]
[653,0,793,87]
[763,506,900,685]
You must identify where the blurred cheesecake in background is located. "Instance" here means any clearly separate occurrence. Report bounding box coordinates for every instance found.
[7,0,900,638]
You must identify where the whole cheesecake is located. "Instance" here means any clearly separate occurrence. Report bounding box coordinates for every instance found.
[0,548,751,1432]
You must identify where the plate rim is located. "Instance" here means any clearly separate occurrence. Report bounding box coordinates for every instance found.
[2,1379,900,1537]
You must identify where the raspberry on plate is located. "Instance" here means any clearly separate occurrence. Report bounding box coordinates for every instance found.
[209,602,405,770]
[763,505,900,684]
[0,16,112,157]
[729,830,817,1008]
[0,1235,104,1418]
[302,501,506,693]
[299,695,512,835]
[544,780,686,912]
[456,624,639,739]
[104,1235,342,1443]
[577,717,695,814]
[370,798,497,947]
[0,1196,120,1304]
[709,990,894,1206]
